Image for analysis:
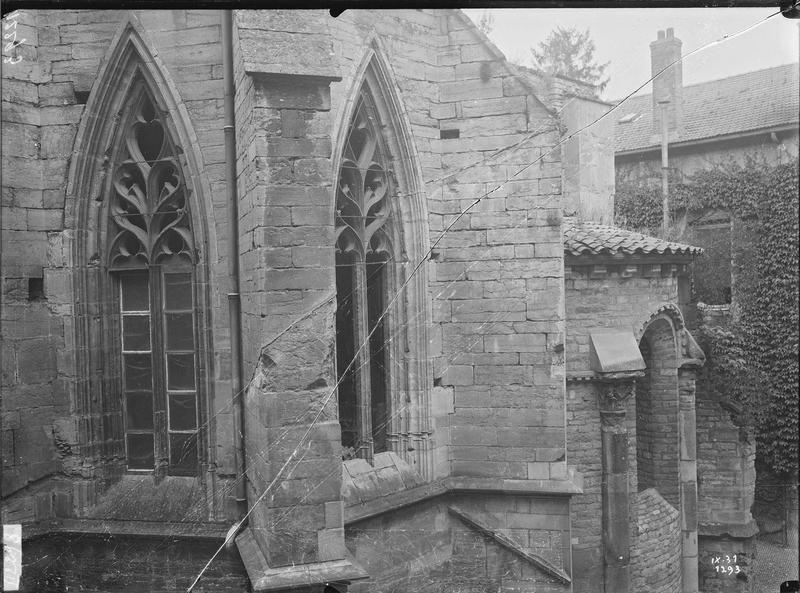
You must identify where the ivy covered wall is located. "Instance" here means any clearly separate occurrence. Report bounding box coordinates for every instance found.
[615,158,799,479]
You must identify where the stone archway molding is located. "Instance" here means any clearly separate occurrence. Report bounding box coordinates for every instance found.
[637,303,701,593]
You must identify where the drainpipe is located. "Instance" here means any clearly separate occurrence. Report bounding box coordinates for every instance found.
[659,98,670,235]
[222,9,248,521]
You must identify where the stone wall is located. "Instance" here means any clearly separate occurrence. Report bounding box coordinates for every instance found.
[2,7,72,512]
[698,535,755,593]
[615,130,800,188]
[6,7,576,591]
[564,264,687,593]
[2,9,238,528]
[696,397,755,528]
[564,264,680,374]
[561,96,616,225]
[630,488,682,593]
[346,493,571,593]
[21,534,248,592]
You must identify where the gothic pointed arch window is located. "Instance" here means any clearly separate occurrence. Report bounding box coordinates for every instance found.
[334,55,433,477]
[107,77,200,476]
[335,87,399,461]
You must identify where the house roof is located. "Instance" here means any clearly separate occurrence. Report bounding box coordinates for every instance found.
[615,63,799,153]
[563,219,703,257]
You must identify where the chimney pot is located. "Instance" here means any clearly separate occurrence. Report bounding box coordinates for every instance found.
[658,30,665,39]
[667,27,674,38]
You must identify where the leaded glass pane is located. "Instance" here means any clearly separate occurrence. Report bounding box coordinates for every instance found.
[164,273,192,310]
[122,315,150,351]
[121,273,149,311]
[124,353,152,391]
[165,313,194,351]
[126,393,154,430]
[169,433,198,474]
[127,433,154,469]
[167,353,195,390]
[169,392,197,431]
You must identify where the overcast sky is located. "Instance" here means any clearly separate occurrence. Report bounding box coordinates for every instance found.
[463,8,799,101]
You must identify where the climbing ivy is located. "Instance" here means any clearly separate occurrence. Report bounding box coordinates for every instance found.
[616,158,799,477]
[745,162,799,477]
[694,323,757,431]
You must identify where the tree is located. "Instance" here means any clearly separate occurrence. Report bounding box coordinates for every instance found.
[530,26,609,92]
[476,10,494,37]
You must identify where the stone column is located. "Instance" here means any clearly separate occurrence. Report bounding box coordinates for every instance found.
[598,378,637,593]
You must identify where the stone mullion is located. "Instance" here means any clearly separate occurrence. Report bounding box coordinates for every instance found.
[384,260,402,457]
[149,265,168,479]
[353,259,374,463]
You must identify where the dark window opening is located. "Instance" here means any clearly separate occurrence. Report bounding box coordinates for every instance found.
[74,90,91,104]
[440,129,460,139]
[336,253,359,452]
[28,277,44,301]
[366,254,388,454]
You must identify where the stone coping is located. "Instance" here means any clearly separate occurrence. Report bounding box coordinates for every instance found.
[345,474,584,524]
[699,520,760,539]
[448,505,571,584]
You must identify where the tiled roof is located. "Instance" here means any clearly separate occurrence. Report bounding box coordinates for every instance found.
[615,63,799,153]
[563,219,703,257]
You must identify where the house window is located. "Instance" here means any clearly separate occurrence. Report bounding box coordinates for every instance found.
[335,92,395,460]
[109,83,199,475]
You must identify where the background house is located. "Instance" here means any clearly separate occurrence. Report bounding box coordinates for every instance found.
[614,28,799,306]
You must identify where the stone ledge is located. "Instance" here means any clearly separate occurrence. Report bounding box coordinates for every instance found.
[345,479,449,524]
[236,527,368,592]
[447,475,583,495]
[245,68,342,83]
[19,518,230,541]
[698,520,760,539]
[344,472,584,524]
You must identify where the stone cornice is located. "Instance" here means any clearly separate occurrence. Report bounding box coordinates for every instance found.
[565,258,691,280]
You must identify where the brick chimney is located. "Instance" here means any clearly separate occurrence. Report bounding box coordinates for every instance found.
[650,27,683,133]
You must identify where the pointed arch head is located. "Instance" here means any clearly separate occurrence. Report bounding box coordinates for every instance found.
[106,79,194,268]
[66,13,211,268]
[332,40,430,263]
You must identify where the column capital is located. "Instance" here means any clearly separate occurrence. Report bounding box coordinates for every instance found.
[598,377,639,413]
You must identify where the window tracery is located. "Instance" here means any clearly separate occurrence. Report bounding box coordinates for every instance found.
[335,91,396,460]
[108,80,199,476]
[108,89,194,267]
